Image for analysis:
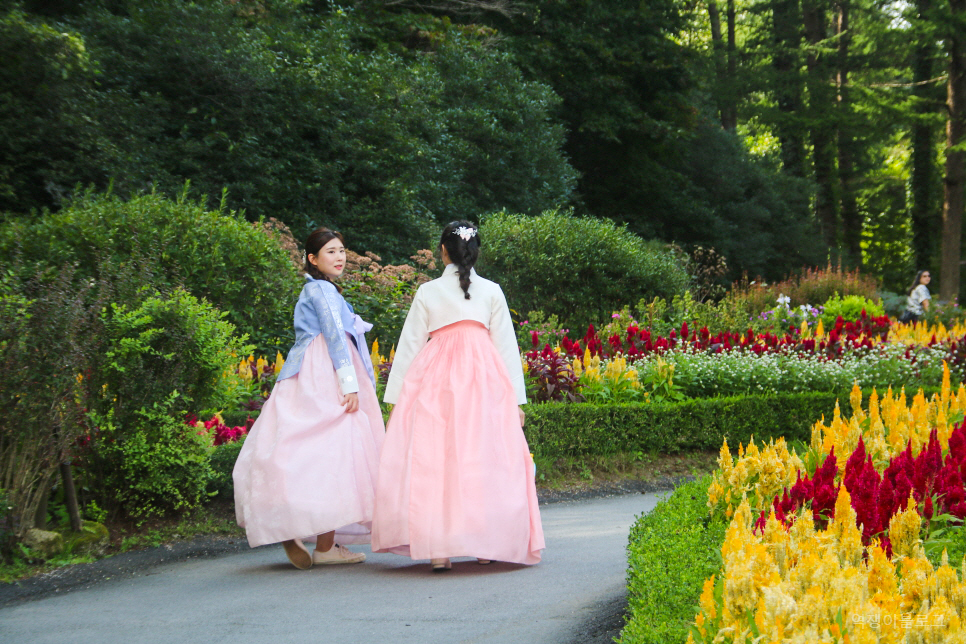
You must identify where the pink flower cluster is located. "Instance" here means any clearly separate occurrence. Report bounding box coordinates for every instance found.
[185,413,254,446]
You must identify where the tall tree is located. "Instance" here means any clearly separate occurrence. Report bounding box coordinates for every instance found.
[836,0,861,260]
[910,0,941,271]
[803,0,838,246]
[940,0,966,299]
[773,0,807,176]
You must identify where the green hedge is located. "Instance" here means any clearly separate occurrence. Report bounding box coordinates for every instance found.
[523,388,941,457]
[619,476,726,644]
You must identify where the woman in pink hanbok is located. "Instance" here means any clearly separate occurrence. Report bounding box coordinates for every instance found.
[233,228,385,569]
[372,220,545,571]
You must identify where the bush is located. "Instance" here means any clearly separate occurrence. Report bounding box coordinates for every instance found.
[522,390,939,458]
[619,477,726,644]
[479,209,690,333]
[93,395,215,519]
[90,288,247,431]
[0,266,101,549]
[208,437,245,500]
[819,293,885,326]
[0,189,301,354]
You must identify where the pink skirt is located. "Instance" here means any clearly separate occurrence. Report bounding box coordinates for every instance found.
[371,321,544,564]
[233,334,385,547]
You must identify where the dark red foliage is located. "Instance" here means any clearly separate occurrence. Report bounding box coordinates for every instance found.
[524,344,583,403]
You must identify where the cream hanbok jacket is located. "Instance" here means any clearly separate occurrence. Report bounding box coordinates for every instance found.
[383,265,527,405]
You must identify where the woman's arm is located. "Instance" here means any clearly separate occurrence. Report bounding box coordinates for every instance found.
[490,286,528,406]
[305,282,360,399]
[383,288,430,404]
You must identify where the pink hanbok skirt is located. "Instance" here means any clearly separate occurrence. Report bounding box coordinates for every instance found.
[372,321,544,565]
[233,334,385,548]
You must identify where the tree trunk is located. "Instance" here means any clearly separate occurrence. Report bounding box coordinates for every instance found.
[773,0,806,176]
[836,0,860,260]
[708,0,729,129]
[940,0,966,301]
[911,0,939,271]
[804,0,838,246]
[725,0,738,130]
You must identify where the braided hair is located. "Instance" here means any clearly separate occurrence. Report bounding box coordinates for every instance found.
[304,227,344,293]
[440,220,480,300]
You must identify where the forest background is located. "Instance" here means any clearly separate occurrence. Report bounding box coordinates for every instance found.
[3,0,964,299]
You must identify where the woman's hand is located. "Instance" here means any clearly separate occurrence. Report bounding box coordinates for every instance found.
[923,299,930,312]
[519,406,526,427]
[341,393,360,413]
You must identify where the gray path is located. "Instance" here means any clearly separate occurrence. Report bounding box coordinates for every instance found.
[0,492,666,644]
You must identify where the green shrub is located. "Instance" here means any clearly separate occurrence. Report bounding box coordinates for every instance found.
[208,438,245,500]
[93,395,215,519]
[522,389,939,458]
[479,209,690,333]
[91,288,247,430]
[0,189,301,353]
[619,477,726,644]
[819,293,885,326]
[0,266,102,550]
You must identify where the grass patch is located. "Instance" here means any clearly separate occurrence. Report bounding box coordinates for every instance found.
[532,450,719,490]
[619,476,726,644]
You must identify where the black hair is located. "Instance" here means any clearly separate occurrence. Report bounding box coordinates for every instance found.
[440,220,480,300]
[909,269,930,295]
[304,226,345,293]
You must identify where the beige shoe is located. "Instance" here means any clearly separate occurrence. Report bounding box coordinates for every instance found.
[477,559,491,565]
[313,544,366,565]
[431,558,452,572]
[282,539,312,569]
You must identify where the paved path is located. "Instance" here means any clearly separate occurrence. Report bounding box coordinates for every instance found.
[0,492,667,644]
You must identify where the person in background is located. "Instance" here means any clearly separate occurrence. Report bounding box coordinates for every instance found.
[900,270,931,324]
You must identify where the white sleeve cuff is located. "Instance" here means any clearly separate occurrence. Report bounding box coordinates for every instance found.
[336,365,360,396]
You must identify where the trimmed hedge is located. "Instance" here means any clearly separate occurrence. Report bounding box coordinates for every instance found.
[619,476,726,644]
[523,388,941,457]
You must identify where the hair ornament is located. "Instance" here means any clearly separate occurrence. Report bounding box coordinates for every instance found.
[453,226,477,242]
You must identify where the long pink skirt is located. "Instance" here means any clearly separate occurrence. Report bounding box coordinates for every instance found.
[372,321,544,565]
[233,334,385,547]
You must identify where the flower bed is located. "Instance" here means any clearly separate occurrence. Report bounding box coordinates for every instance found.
[523,317,966,403]
[659,370,966,643]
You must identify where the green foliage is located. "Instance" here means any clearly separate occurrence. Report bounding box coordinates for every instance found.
[0,265,101,548]
[2,3,576,260]
[620,477,727,644]
[208,438,245,500]
[523,391,864,458]
[819,293,885,326]
[0,8,98,213]
[1,189,300,354]
[479,209,690,333]
[92,288,247,430]
[93,395,215,519]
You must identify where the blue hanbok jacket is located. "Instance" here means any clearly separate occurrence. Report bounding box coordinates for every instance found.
[276,275,376,395]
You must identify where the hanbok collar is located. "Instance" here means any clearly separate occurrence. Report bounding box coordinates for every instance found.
[442,264,478,277]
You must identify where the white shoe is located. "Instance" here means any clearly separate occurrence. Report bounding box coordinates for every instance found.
[282,539,312,569]
[313,544,366,565]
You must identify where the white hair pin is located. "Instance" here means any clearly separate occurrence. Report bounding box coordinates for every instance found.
[454,226,477,242]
